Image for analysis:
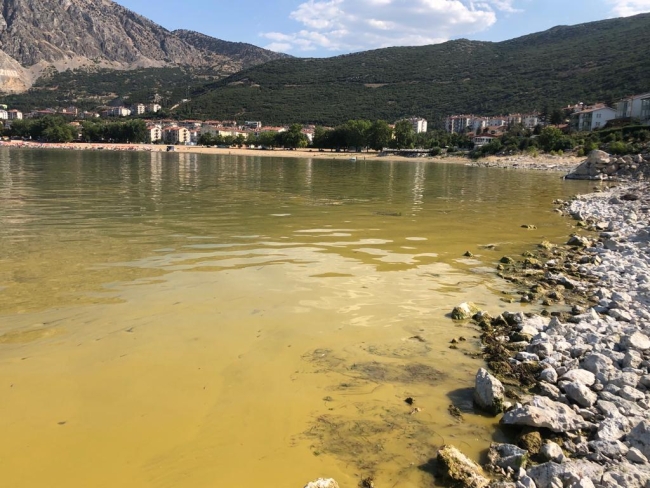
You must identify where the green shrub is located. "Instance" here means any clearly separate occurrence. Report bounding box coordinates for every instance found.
[609,141,630,155]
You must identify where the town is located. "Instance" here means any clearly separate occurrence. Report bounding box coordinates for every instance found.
[1,92,649,157]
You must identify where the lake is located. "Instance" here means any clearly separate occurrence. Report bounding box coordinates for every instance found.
[0,149,592,488]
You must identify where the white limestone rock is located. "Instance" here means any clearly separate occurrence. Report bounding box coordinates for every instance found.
[560,369,596,386]
[539,368,558,384]
[540,442,565,464]
[304,479,339,488]
[501,396,591,433]
[621,332,650,351]
[564,382,597,408]
[474,368,505,414]
[581,353,613,376]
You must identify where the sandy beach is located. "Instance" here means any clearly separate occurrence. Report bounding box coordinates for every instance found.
[0,140,583,170]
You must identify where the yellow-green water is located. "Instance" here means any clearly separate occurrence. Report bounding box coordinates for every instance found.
[0,149,592,487]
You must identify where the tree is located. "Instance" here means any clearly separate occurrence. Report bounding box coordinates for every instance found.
[43,124,74,142]
[343,119,371,151]
[280,124,308,148]
[549,108,565,125]
[258,131,278,148]
[393,120,415,149]
[367,120,392,150]
[312,126,331,149]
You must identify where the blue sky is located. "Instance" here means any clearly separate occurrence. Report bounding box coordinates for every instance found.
[117,0,650,56]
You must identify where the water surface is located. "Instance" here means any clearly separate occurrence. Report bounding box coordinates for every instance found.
[0,149,592,487]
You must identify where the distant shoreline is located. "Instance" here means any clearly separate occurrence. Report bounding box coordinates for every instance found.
[0,140,582,171]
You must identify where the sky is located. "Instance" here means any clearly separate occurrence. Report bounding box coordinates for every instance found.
[116,0,650,56]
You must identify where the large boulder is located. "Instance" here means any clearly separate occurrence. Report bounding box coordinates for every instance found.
[501,396,592,432]
[474,368,505,414]
[587,150,611,166]
[436,445,490,488]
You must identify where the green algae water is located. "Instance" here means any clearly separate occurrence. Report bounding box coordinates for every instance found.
[0,149,593,488]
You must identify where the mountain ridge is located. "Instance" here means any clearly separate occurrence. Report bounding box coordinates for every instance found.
[0,0,287,93]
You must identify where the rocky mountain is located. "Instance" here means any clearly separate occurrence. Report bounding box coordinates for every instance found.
[173,30,291,70]
[0,0,286,93]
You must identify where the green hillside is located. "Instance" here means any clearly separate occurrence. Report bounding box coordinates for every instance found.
[178,13,650,125]
[1,67,217,112]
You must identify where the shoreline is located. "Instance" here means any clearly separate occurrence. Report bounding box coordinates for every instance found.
[0,140,582,172]
[439,172,650,486]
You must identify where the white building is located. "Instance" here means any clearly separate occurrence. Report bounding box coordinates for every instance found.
[146,103,162,113]
[471,117,488,133]
[0,109,8,120]
[445,115,474,133]
[487,116,508,127]
[146,124,162,143]
[616,93,650,124]
[402,117,427,133]
[162,126,190,145]
[200,124,219,137]
[522,115,540,128]
[473,135,498,147]
[135,104,146,115]
[104,107,131,117]
[7,109,23,120]
[570,104,616,132]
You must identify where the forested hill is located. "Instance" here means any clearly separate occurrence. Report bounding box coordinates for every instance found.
[178,13,650,126]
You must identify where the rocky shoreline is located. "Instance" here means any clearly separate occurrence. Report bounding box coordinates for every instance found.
[467,155,582,172]
[438,151,650,487]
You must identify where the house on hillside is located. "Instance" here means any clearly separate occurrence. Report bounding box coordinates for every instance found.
[244,121,262,130]
[473,135,497,147]
[7,109,23,120]
[570,104,616,132]
[616,93,650,124]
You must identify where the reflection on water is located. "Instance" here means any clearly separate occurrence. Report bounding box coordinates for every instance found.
[0,148,592,488]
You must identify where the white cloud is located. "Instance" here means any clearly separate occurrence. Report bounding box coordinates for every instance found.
[608,0,650,16]
[261,0,523,54]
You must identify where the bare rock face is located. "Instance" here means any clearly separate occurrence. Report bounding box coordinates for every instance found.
[0,0,287,92]
[0,48,28,92]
